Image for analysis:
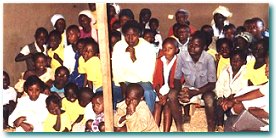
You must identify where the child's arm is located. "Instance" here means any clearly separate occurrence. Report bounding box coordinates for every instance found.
[87,81,93,89]
[53,53,63,65]
[83,74,88,87]
[71,114,84,129]
[53,110,62,131]
[15,53,33,62]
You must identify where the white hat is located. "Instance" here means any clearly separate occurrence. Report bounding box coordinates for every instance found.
[235,32,253,43]
[51,14,65,27]
[212,6,232,18]
[79,10,96,24]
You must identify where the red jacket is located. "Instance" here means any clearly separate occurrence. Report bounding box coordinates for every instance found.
[152,57,184,91]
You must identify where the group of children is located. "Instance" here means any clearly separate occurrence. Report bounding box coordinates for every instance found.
[3,4,269,132]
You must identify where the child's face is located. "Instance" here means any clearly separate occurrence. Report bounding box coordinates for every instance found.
[48,35,61,50]
[230,54,245,73]
[176,12,188,25]
[249,21,264,38]
[78,15,91,29]
[3,73,10,90]
[265,56,269,78]
[149,22,158,31]
[252,43,265,59]
[111,36,120,47]
[78,93,91,107]
[76,42,85,54]
[143,33,155,43]
[219,43,231,58]
[27,84,41,101]
[177,27,190,42]
[213,13,226,27]
[35,56,47,72]
[119,16,130,27]
[55,69,68,86]
[35,32,47,47]
[65,88,77,102]
[188,38,204,61]
[125,90,142,110]
[234,37,248,50]
[224,29,235,40]
[67,29,79,45]
[140,13,151,24]
[47,101,61,115]
[162,42,178,61]
[124,28,139,47]
[55,19,66,33]
[91,96,104,115]
[82,45,95,61]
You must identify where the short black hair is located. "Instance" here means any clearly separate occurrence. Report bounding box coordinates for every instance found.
[64,82,78,96]
[110,30,121,40]
[48,30,61,40]
[216,38,233,53]
[119,9,134,20]
[191,31,207,48]
[46,94,61,107]
[84,37,99,55]
[35,27,48,38]
[223,23,236,32]
[92,91,103,101]
[78,87,94,99]
[122,20,142,35]
[55,66,70,77]
[33,52,47,62]
[139,8,151,17]
[66,24,80,33]
[23,75,45,93]
[143,29,156,37]
[126,83,144,99]
[230,48,247,62]
[149,18,159,27]
[251,17,264,26]
[162,37,178,48]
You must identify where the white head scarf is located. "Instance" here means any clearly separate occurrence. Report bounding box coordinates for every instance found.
[51,14,65,27]
[79,10,96,24]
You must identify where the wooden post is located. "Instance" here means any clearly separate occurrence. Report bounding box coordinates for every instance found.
[96,3,114,132]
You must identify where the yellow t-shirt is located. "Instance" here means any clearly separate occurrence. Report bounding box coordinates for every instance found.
[246,61,268,85]
[61,98,84,124]
[48,45,64,72]
[207,48,217,60]
[78,56,102,90]
[217,57,230,78]
[43,112,71,132]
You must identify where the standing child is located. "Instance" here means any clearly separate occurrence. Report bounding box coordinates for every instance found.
[44,94,71,132]
[51,14,67,49]
[3,71,17,129]
[15,27,48,71]
[223,23,236,41]
[152,38,182,132]
[114,83,160,132]
[50,66,70,98]
[175,24,191,53]
[78,10,98,42]
[215,49,248,132]
[47,30,64,72]
[216,38,233,78]
[9,75,48,132]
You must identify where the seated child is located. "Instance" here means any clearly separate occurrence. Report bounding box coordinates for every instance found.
[78,10,98,41]
[114,83,160,132]
[9,75,48,132]
[15,27,48,71]
[50,66,70,98]
[62,82,83,130]
[152,37,182,132]
[43,94,71,132]
[3,71,17,129]
[216,38,233,78]
[215,49,248,131]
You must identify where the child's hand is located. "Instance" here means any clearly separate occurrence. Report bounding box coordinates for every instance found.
[158,94,168,105]
[126,103,135,116]
[125,46,136,62]
[215,53,221,62]
[53,53,61,60]
[20,122,34,132]
[14,116,26,127]
[178,87,190,103]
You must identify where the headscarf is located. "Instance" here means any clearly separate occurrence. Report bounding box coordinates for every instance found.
[51,14,65,27]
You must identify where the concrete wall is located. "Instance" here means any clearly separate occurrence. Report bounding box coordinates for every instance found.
[3,3,269,85]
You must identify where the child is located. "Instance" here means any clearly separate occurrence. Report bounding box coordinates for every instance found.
[3,71,17,129]
[246,39,268,86]
[139,8,151,29]
[51,14,67,49]
[78,10,98,42]
[248,17,268,42]
[143,29,160,56]
[173,31,217,132]
[176,24,190,53]
[149,18,163,50]
[216,38,233,78]
[44,94,71,132]
[63,25,80,74]
[9,75,48,132]
[50,66,70,98]
[152,37,182,132]
[109,30,122,54]
[118,9,134,33]
[62,82,83,130]
[85,91,104,132]
[211,6,232,38]
[68,38,86,88]
[223,23,236,41]
[47,30,64,72]
[15,27,48,71]
[78,38,102,92]
[114,83,160,132]
[215,49,248,132]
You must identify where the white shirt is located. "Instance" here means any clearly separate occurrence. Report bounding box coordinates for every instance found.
[177,37,189,54]
[3,86,17,106]
[84,102,96,121]
[215,65,248,98]
[8,94,48,132]
[212,20,229,38]
[63,44,76,74]
[155,33,163,50]
[20,42,47,55]
[112,38,156,84]
[159,56,176,96]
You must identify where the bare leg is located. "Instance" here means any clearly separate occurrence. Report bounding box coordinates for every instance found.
[163,104,172,132]
[167,89,184,132]
[153,102,162,127]
[202,91,216,132]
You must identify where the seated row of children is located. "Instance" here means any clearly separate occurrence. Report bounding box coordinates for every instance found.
[4,5,269,132]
